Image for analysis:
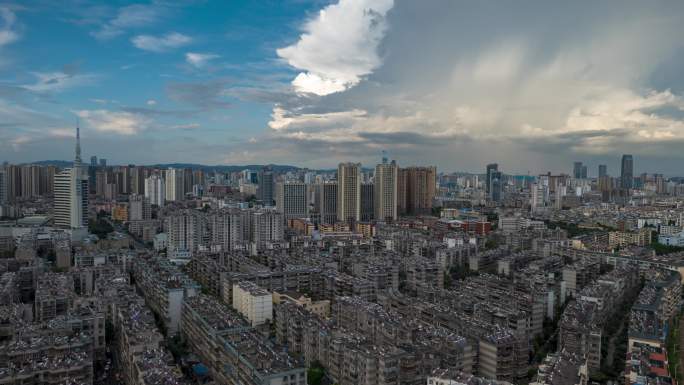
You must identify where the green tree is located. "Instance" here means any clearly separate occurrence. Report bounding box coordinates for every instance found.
[307,361,325,385]
[443,272,453,289]
[88,218,114,239]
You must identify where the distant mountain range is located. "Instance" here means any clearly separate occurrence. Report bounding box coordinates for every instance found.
[27,160,303,173]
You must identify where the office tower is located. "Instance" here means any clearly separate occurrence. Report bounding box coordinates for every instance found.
[361,182,374,222]
[257,167,275,205]
[337,162,361,223]
[573,162,583,179]
[131,166,146,195]
[145,174,165,206]
[598,165,607,178]
[165,168,184,201]
[400,166,437,215]
[129,194,151,221]
[276,182,308,223]
[621,154,634,189]
[0,169,6,203]
[374,159,398,222]
[485,163,498,197]
[88,157,97,194]
[490,170,503,202]
[571,162,588,179]
[53,125,88,229]
[99,158,107,167]
[314,181,337,225]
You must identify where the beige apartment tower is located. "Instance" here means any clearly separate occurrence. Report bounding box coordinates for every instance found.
[337,162,361,223]
[374,159,398,222]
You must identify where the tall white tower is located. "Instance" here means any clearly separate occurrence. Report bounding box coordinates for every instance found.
[54,124,88,229]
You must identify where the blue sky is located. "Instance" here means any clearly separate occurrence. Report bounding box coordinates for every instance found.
[2,1,684,175]
[0,0,325,164]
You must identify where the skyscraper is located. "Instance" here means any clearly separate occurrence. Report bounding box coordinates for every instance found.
[88,156,97,194]
[374,159,398,222]
[131,166,146,195]
[598,165,607,178]
[53,125,88,229]
[165,168,184,201]
[314,181,337,225]
[573,162,583,179]
[337,162,361,223]
[257,167,275,206]
[145,174,165,206]
[621,154,634,189]
[0,169,6,204]
[183,168,193,196]
[6,164,20,201]
[400,166,437,215]
[361,182,374,222]
[485,163,498,195]
[490,170,503,202]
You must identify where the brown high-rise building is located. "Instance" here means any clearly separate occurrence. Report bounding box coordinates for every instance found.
[397,166,436,216]
[184,168,194,195]
[193,169,205,188]
[131,166,146,195]
[95,170,108,197]
[44,165,57,195]
[21,165,42,198]
[5,165,19,201]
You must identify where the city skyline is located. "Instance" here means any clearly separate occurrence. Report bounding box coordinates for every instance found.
[3,3,684,385]
[1,1,684,173]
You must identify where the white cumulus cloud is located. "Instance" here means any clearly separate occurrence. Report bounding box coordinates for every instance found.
[0,7,18,47]
[276,0,394,96]
[132,32,192,52]
[76,109,149,135]
[92,4,164,40]
[185,52,219,68]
